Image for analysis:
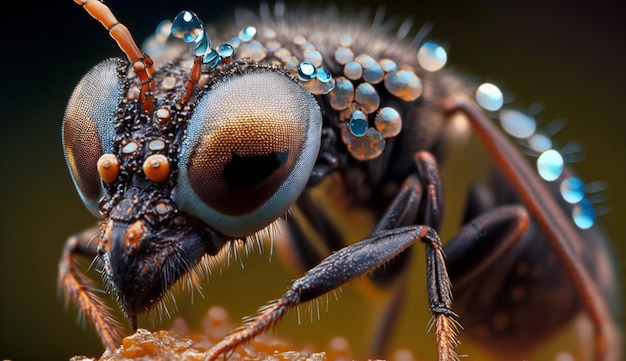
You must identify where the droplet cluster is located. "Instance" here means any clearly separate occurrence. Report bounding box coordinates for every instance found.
[170,11,235,69]
[475,83,599,229]
[156,11,449,162]
[328,38,446,160]
[150,11,599,229]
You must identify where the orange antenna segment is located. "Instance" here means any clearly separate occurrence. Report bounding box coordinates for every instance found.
[74,0,155,113]
[180,56,203,104]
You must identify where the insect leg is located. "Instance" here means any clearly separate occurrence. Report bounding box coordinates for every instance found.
[58,226,123,350]
[367,151,445,355]
[207,153,457,360]
[206,226,455,361]
[445,205,530,289]
[442,97,619,361]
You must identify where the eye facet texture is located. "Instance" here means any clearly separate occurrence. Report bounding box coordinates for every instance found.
[63,59,122,216]
[175,70,322,238]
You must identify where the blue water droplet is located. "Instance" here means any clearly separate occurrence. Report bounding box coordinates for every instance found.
[298,62,317,80]
[355,83,380,114]
[239,26,257,42]
[316,68,332,83]
[171,11,204,43]
[334,47,354,64]
[475,83,504,111]
[384,70,422,101]
[339,34,353,47]
[193,32,211,56]
[350,110,368,137]
[560,177,585,204]
[379,59,398,73]
[329,77,354,111]
[344,61,363,80]
[499,109,537,138]
[229,36,241,48]
[417,41,447,72]
[573,198,596,229]
[203,49,220,68]
[537,149,564,181]
[375,107,402,138]
[216,43,234,58]
[303,49,323,67]
[527,133,552,153]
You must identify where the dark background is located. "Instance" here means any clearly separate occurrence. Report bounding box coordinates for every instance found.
[0,0,624,360]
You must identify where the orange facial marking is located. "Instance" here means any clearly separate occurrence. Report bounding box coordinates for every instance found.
[103,220,114,253]
[125,220,147,250]
[97,154,121,184]
[143,154,170,183]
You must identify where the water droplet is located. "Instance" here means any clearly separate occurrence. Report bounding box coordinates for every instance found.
[536,149,564,181]
[375,107,402,138]
[334,47,354,64]
[265,40,281,52]
[229,36,241,48]
[293,35,307,46]
[417,41,447,72]
[329,77,355,111]
[560,177,585,204]
[203,48,220,68]
[499,109,537,138]
[239,26,257,42]
[339,34,353,47]
[262,28,276,39]
[341,124,385,161]
[475,83,503,111]
[298,62,317,80]
[192,32,211,56]
[356,54,384,84]
[303,42,317,51]
[316,68,332,83]
[384,70,422,101]
[303,49,323,67]
[216,43,234,58]
[573,198,596,229]
[273,47,291,62]
[355,83,380,114]
[344,61,363,80]
[349,110,368,137]
[379,59,398,73]
[527,133,552,152]
[171,11,204,43]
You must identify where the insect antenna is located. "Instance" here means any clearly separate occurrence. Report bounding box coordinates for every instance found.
[74,0,155,112]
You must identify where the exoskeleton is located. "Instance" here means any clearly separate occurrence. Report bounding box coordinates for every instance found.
[59,1,621,360]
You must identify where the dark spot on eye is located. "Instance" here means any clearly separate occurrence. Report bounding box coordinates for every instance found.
[223,151,289,191]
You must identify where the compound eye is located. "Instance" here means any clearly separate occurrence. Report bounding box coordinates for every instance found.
[62,59,123,216]
[175,70,322,237]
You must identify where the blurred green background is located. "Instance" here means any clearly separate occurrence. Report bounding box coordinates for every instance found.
[1,0,624,360]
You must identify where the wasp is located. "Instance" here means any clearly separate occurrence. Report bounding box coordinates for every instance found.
[58,1,621,360]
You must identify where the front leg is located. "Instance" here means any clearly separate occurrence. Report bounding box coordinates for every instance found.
[205,152,458,361]
[58,226,123,350]
[206,227,456,361]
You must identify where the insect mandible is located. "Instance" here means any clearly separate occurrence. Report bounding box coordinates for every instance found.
[58,1,621,360]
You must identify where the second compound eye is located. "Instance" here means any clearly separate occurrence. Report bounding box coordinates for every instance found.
[62,58,124,216]
[174,69,322,238]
